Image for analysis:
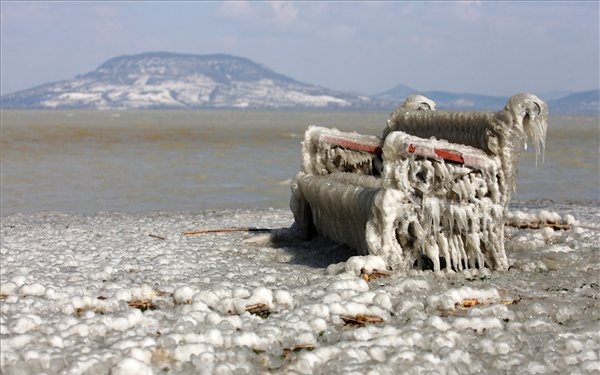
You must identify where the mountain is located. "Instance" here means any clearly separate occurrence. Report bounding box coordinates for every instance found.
[374,85,507,110]
[0,52,374,110]
[1,52,598,114]
[374,87,599,115]
[374,83,418,102]
[547,89,600,115]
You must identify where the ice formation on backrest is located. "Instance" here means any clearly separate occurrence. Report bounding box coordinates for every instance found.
[385,93,548,203]
[290,93,548,272]
[300,127,383,177]
[382,94,437,140]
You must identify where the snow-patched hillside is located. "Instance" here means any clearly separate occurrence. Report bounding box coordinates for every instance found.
[1,52,374,110]
[2,52,598,112]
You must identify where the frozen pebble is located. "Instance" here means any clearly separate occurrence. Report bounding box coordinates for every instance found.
[0,282,18,296]
[18,283,46,297]
[344,255,387,276]
[273,289,294,309]
[173,286,195,304]
[111,357,153,375]
[9,315,42,334]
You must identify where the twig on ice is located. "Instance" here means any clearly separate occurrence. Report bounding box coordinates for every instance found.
[341,314,384,326]
[360,268,390,282]
[504,221,572,230]
[505,220,600,231]
[183,227,273,235]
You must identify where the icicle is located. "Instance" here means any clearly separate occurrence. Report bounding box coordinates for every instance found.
[504,93,548,166]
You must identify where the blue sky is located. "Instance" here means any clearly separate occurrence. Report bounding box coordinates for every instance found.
[1,1,598,97]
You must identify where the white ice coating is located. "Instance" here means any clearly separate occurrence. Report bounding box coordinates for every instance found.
[300,126,383,177]
[386,92,548,197]
[367,133,507,271]
[382,94,437,140]
[291,94,548,272]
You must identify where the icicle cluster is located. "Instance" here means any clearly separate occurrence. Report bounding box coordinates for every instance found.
[366,133,507,271]
[301,126,382,176]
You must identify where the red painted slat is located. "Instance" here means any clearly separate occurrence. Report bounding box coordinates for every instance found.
[434,148,465,163]
[321,135,382,155]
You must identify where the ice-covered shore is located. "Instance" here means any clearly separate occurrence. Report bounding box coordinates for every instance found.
[1,203,599,375]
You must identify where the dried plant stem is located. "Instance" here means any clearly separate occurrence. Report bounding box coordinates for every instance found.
[505,220,600,231]
[183,227,272,235]
[505,221,572,230]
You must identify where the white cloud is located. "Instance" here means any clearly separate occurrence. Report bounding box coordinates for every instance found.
[269,1,298,25]
[320,24,356,40]
[451,1,483,22]
[216,1,300,29]
[216,1,256,21]
[91,5,123,43]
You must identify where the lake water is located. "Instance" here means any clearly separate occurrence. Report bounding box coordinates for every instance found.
[1,110,599,215]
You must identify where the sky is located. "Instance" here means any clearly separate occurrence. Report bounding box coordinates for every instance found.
[1,1,599,97]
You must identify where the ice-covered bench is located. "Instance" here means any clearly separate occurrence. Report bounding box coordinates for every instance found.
[290,93,548,272]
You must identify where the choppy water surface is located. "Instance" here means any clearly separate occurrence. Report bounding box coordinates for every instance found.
[1,110,599,215]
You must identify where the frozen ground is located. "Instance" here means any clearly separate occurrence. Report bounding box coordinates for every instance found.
[1,202,599,375]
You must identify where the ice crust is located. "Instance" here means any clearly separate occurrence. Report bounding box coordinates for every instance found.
[1,205,598,374]
[291,94,549,272]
